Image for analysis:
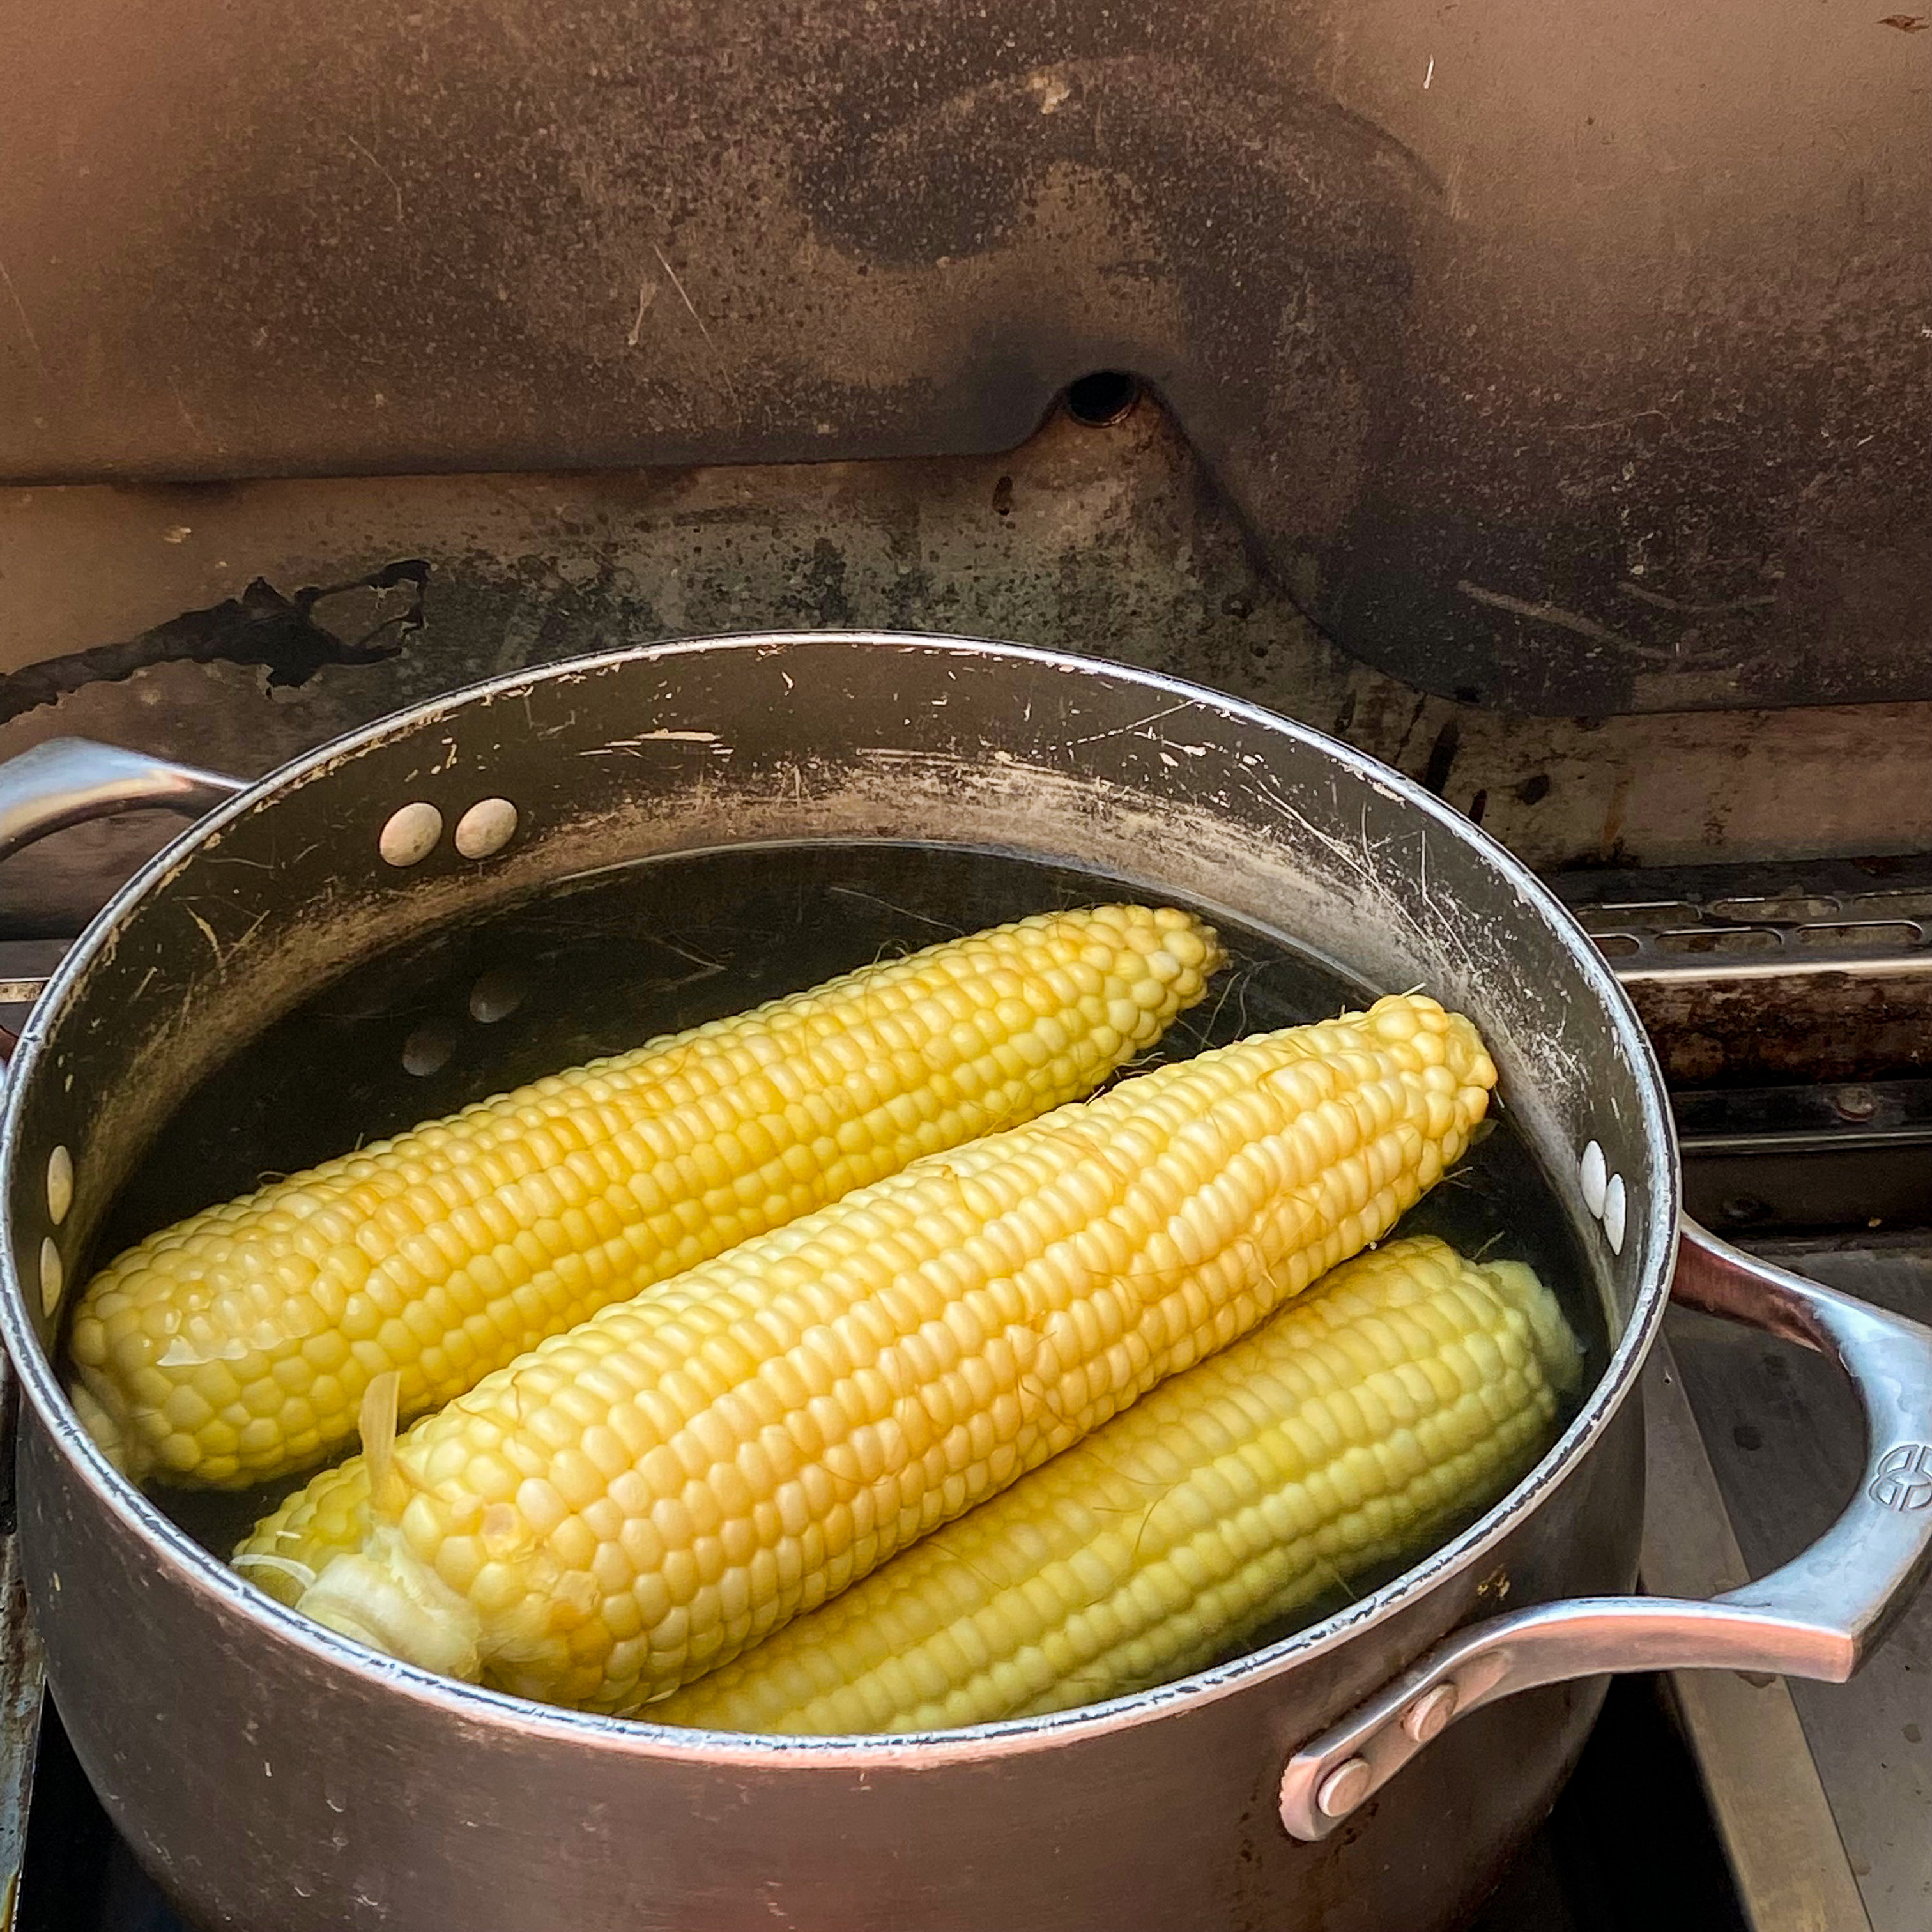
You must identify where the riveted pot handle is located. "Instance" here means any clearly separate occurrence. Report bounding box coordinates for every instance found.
[0,736,245,866]
[0,737,238,1836]
[1279,1216,1932,1840]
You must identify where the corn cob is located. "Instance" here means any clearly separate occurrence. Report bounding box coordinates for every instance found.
[237,993,1496,1713]
[68,905,1222,1490]
[652,1236,1578,1735]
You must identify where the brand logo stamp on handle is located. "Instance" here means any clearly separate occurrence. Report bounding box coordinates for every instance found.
[1869,1443,1932,1512]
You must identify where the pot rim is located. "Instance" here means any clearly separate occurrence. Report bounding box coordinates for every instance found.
[0,629,1680,1765]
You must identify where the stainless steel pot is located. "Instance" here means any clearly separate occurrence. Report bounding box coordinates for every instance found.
[1,633,1928,1932]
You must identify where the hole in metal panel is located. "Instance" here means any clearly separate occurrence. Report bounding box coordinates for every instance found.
[1064,371,1140,427]
[1706,895,1840,923]
[1573,902,1698,933]
[1844,891,1932,920]
[1591,933,1641,958]
[1652,927,1783,956]
[1792,921,1924,952]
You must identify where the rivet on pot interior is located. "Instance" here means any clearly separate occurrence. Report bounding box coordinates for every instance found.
[46,1144,73,1225]
[1602,1174,1628,1255]
[1579,1141,1607,1218]
[454,797,519,861]
[39,1237,63,1317]
[379,802,444,868]
[1402,1682,1459,1744]
[1316,1757,1374,1819]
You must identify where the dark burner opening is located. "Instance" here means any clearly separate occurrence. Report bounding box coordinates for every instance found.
[1063,371,1139,426]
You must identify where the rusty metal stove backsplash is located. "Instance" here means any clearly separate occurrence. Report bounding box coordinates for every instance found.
[0,0,1928,935]
[2,1,1928,712]
[4,397,1932,942]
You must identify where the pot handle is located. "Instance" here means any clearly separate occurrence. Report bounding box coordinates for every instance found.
[0,739,240,1869]
[1278,1216,1932,1841]
[0,736,245,866]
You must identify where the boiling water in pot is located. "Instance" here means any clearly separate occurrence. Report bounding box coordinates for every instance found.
[86,840,1605,1667]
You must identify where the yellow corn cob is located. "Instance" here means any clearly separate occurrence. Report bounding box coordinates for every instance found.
[653,1236,1578,1735]
[237,993,1496,1713]
[68,905,1222,1490]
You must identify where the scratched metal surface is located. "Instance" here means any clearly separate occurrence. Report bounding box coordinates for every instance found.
[0,0,1926,714]
[5,1678,1742,1929]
